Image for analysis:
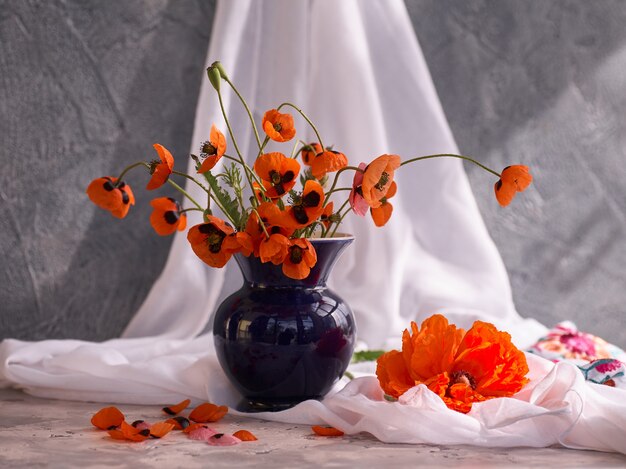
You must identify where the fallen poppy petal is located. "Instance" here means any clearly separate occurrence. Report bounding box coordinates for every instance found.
[107,429,128,441]
[120,421,150,442]
[207,433,241,446]
[131,420,151,431]
[312,426,344,437]
[189,403,229,423]
[183,423,210,434]
[162,398,191,416]
[91,406,125,430]
[149,422,175,439]
[165,416,190,430]
[233,430,258,441]
[188,426,218,441]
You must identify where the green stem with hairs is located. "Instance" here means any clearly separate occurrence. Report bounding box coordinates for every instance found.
[167,179,204,212]
[223,75,262,149]
[328,198,351,237]
[115,161,149,185]
[401,154,501,178]
[324,165,362,205]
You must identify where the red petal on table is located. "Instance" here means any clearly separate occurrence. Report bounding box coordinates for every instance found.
[91,406,125,430]
[162,398,191,415]
[312,426,344,437]
[188,426,218,441]
[233,430,258,441]
[189,403,228,422]
[207,433,241,446]
[149,422,175,439]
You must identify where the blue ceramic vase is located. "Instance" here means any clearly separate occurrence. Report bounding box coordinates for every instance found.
[213,235,356,412]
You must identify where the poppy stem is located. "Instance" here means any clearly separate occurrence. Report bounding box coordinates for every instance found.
[179,207,204,215]
[324,166,362,205]
[222,75,262,149]
[250,207,270,239]
[327,199,351,237]
[401,154,501,178]
[324,187,352,197]
[216,90,258,203]
[166,179,204,212]
[278,102,325,151]
[171,170,210,193]
[115,161,150,185]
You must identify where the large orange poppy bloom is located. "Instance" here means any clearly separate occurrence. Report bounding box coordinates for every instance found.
[262,109,296,142]
[254,152,300,198]
[259,233,290,265]
[370,181,396,227]
[300,142,322,166]
[361,154,401,208]
[86,176,135,219]
[244,202,294,256]
[149,197,187,236]
[147,143,174,190]
[376,314,529,414]
[282,238,317,279]
[198,125,227,173]
[494,165,532,207]
[311,150,348,180]
[187,216,235,268]
[283,179,325,229]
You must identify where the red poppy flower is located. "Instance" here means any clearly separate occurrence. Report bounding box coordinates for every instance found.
[254,152,300,198]
[198,125,227,173]
[259,233,290,265]
[301,142,322,166]
[349,162,369,216]
[244,202,295,256]
[86,176,135,219]
[262,109,296,142]
[320,201,334,229]
[361,154,401,209]
[188,403,228,423]
[370,181,397,227]
[283,180,325,229]
[149,197,187,236]
[376,315,529,413]
[147,143,174,190]
[282,238,317,279]
[187,216,235,268]
[311,150,348,180]
[494,165,532,207]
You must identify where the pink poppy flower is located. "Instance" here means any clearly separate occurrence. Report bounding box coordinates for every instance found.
[349,163,369,216]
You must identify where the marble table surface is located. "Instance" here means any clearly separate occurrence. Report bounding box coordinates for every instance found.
[1,388,625,468]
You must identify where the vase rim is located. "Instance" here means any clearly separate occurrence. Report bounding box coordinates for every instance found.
[307,233,354,242]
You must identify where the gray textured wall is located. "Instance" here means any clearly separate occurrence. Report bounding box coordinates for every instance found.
[1,1,625,347]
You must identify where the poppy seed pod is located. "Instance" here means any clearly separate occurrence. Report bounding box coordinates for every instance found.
[207,65,221,91]
[212,61,228,80]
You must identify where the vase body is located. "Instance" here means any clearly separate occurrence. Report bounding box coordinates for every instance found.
[213,235,356,412]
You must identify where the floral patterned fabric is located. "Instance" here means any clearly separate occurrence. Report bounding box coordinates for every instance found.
[527,322,626,388]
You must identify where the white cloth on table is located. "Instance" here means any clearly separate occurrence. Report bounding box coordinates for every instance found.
[2,0,624,454]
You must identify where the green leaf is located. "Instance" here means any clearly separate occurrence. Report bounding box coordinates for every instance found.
[203,171,242,228]
[351,350,385,363]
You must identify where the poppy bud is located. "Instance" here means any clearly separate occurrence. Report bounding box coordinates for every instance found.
[212,61,228,80]
[207,65,221,91]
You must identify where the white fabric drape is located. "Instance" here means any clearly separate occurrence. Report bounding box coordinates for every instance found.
[2,0,625,454]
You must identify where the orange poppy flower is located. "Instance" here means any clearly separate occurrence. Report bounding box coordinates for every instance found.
[494,165,532,207]
[282,238,317,280]
[311,426,344,437]
[147,143,174,190]
[149,197,187,236]
[370,181,396,227]
[376,314,529,414]
[361,154,401,209]
[262,109,296,142]
[259,233,290,265]
[283,180,325,229]
[91,406,125,430]
[244,203,294,256]
[162,398,191,416]
[311,150,348,180]
[198,125,227,173]
[301,142,322,166]
[254,152,300,198]
[349,162,368,216]
[232,430,258,441]
[188,403,228,423]
[86,177,135,219]
[320,201,334,229]
[187,216,235,268]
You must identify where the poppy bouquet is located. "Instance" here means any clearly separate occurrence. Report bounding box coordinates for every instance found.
[87,61,533,280]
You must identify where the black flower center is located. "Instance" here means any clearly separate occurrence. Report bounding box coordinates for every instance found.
[289,246,303,264]
[449,370,476,390]
[374,171,390,191]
